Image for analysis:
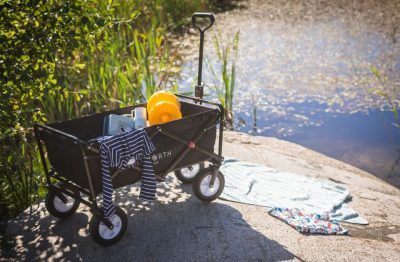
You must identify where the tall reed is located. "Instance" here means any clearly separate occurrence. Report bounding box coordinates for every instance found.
[0,132,44,218]
[373,66,400,174]
[369,66,400,130]
[207,31,240,129]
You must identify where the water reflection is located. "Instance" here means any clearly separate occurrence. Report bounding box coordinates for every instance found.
[178,0,400,185]
[235,101,400,186]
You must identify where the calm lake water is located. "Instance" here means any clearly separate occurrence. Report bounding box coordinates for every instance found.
[178,0,400,186]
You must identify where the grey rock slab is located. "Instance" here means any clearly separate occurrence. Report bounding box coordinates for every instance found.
[3,131,400,261]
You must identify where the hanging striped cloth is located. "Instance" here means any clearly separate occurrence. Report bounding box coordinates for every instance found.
[100,129,156,219]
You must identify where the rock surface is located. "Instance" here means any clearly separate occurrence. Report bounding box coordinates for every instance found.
[3,131,400,261]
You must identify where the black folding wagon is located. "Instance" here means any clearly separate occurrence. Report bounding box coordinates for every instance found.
[34,13,225,246]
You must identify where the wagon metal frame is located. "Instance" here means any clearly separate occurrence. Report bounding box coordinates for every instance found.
[34,13,226,245]
[34,94,224,223]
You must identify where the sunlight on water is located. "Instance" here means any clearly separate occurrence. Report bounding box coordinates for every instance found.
[178,0,400,185]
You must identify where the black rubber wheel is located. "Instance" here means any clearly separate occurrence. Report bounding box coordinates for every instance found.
[89,206,127,246]
[45,183,80,219]
[192,167,225,202]
[175,162,205,184]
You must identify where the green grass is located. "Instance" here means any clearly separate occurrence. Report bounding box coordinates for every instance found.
[0,132,45,218]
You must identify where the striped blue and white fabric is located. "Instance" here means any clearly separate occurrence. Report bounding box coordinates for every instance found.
[100,129,156,219]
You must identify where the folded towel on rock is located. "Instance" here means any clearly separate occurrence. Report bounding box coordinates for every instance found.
[219,158,368,227]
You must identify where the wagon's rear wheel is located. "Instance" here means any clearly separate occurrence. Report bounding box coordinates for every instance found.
[90,206,127,246]
[175,162,205,184]
[192,167,225,202]
[45,183,80,219]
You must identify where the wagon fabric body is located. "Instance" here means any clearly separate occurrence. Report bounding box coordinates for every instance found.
[35,96,223,196]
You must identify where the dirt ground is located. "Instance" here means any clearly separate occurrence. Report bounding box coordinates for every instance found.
[2,131,400,261]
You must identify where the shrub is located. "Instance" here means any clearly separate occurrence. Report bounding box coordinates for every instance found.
[0,0,111,217]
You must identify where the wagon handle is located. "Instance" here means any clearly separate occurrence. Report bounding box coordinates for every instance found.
[192,12,215,32]
[192,12,215,99]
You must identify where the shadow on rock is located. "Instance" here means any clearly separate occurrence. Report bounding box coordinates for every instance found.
[5,175,295,261]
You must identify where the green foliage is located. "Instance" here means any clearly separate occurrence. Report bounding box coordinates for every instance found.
[83,0,181,111]
[0,0,110,133]
[207,31,240,129]
[0,0,111,218]
[0,132,45,218]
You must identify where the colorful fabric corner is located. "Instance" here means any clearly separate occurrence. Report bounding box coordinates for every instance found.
[268,207,349,235]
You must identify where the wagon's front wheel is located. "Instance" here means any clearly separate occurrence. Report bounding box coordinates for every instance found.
[192,167,225,202]
[175,162,205,183]
[89,206,127,246]
[45,183,80,219]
